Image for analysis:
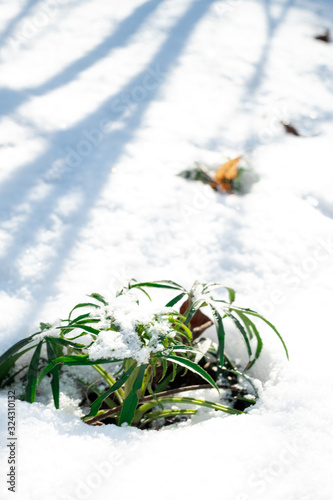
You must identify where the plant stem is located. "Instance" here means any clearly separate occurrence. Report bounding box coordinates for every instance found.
[92,364,124,404]
[84,383,241,425]
[133,394,243,424]
[138,409,197,428]
[140,364,151,398]
[124,359,138,397]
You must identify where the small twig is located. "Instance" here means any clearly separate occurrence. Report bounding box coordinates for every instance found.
[84,383,243,425]
[192,320,214,340]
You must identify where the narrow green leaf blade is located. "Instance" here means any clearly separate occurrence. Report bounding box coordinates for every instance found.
[162,355,219,391]
[68,302,100,319]
[119,364,146,426]
[130,280,185,292]
[46,337,87,349]
[0,335,36,366]
[236,311,263,369]
[85,365,136,418]
[88,293,108,305]
[159,358,168,383]
[139,409,197,427]
[222,366,259,398]
[226,312,252,357]
[38,355,119,384]
[165,292,186,308]
[202,283,236,303]
[60,324,100,335]
[25,341,43,403]
[237,310,289,360]
[0,346,35,388]
[184,300,203,326]
[209,303,226,368]
[157,396,243,415]
[225,287,236,304]
[46,340,61,409]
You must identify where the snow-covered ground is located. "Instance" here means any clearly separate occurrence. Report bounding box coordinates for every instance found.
[1,0,333,498]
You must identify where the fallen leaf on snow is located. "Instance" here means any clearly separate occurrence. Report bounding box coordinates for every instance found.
[212,156,242,192]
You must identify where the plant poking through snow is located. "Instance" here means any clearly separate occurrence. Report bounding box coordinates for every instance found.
[0,280,288,428]
[178,157,259,193]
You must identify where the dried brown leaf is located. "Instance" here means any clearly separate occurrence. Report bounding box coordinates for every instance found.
[282,122,300,136]
[315,30,330,42]
[212,156,242,192]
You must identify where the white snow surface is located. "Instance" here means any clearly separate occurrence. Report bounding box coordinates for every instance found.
[1,0,333,498]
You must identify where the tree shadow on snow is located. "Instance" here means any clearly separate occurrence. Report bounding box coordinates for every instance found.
[0,0,39,47]
[0,0,215,338]
[0,0,166,117]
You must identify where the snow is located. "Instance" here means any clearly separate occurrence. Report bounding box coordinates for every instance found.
[1,0,333,498]
[87,292,176,364]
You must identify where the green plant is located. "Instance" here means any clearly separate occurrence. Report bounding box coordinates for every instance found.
[178,158,259,194]
[0,280,288,428]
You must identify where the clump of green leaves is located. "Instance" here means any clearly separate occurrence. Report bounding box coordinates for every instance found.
[0,280,288,428]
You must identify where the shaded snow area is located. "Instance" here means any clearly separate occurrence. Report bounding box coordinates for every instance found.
[1,0,333,498]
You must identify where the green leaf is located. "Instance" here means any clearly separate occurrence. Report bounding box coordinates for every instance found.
[165,345,197,355]
[136,382,240,423]
[236,396,256,405]
[209,303,226,368]
[46,340,61,409]
[130,280,186,292]
[139,409,197,427]
[159,358,168,383]
[134,286,152,301]
[68,313,93,324]
[225,287,236,304]
[154,366,182,393]
[156,396,243,415]
[0,335,36,366]
[40,322,52,331]
[170,320,192,340]
[38,355,120,384]
[226,312,252,358]
[60,324,100,335]
[184,300,203,326]
[25,341,43,403]
[88,293,108,305]
[165,292,186,307]
[232,308,289,360]
[73,318,103,324]
[161,355,219,391]
[236,311,263,369]
[68,302,100,319]
[0,346,36,388]
[119,364,146,426]
[202,283,236,303]
[46,337,87,349]
[2,365,29,388]
[85,365,136,418]
[222,366,259,398]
